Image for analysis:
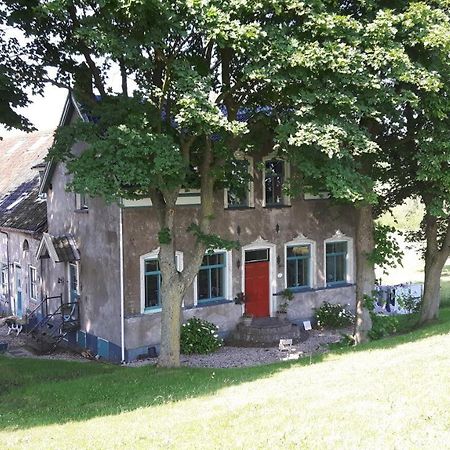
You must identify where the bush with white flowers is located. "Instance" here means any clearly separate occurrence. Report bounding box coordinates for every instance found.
[180,317,223,355]
[315,301,354,329]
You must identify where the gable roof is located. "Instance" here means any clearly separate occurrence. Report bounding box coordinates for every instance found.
[39,92,86,195]
[36,232,80,262]
[0,131,54,234]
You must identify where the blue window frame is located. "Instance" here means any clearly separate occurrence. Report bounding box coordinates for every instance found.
[286,244,311,289]
[197,253,226,303]
[326,241,348,286]
[144,259,161,309]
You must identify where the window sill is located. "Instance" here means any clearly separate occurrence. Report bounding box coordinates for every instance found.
[143,306,162,314]
[225,206,255,211]
[274,283,354,296]
[186,299,233,309]
[263,204,291,209]
[322,282,354,290]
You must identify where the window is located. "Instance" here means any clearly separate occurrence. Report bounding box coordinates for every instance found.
[263,159,289,206]
[225,158,253,208]
[29,266,38,300]
[144,258,161,310]
[286,244,311,289]
[197,253,226,303]
[325,241,348,286]
[75,192,88,210]
[68,262,80,303]
[140,250,183,313]
[1,264,7,295]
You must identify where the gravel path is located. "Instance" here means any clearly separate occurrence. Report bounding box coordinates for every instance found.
[127,328,350,369]
[1,318,350,368]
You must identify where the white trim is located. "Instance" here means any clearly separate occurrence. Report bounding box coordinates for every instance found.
[36,233,59,262]
[262,154,291,207]
[67,261,80,303]
[304,192,330,200]
[119,207,125,362]
[193,249,232,307]
[224,155,255,209]
[13,262,22,317]
[324,231,354,287]
[140,249,184,314]
[241,237,277,317]
[123,189,201,208]
[284,234,316,289]
[29,266,38,301]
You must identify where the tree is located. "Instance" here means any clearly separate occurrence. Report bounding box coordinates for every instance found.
[7,0,308,366]
[8,0,447,363]
[271,0,450,338]
[377,1,450,324]
[0,19,38,132]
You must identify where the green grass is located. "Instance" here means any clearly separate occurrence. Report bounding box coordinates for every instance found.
[1,309,450,449]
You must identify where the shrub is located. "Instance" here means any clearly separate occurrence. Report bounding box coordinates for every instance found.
[368,314,399,340]
[180,317,223,355]
[315,302,354,329]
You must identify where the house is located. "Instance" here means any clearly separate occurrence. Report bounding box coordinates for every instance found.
[32,93,357,362]
[0,132,53,318]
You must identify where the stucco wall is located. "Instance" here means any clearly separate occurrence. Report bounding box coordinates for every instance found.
[45,160,122,345]
[0,230,42,316]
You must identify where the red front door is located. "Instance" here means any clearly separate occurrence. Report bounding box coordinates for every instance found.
[245,261,270,317]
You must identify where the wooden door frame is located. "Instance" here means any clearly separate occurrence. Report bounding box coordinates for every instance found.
[241,237,277,318]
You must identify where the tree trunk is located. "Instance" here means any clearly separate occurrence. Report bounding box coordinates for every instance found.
[158,277,186,368]
[420,263,442,324]
[353,203,374,344]
[418,214,450,325]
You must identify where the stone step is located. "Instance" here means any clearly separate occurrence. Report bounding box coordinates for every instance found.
[228,319,308,347]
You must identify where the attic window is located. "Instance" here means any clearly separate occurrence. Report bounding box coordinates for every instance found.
[23,240,29,252]
[75,192,88,211]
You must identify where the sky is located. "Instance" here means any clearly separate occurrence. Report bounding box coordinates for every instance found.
[0,84,67,139]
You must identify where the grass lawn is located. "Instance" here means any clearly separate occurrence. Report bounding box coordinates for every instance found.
[1,310,450,449]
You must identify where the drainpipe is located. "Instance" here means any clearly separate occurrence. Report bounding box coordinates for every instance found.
[119,206,125,363]
[0,230,11,315]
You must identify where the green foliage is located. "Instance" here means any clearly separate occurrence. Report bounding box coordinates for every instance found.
[369,224,403,274]
[315,302,354,329]
[397,294,422,314]
[158,227,172,245]
[368,314,399,341]
[187,223,239,253]
[180,317,222,355]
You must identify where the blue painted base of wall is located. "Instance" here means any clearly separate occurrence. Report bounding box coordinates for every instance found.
[67,330,123,362]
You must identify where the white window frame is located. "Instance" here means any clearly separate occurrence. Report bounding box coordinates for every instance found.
[284,235,316,290]
[324,232,354,287]
[75,192,88,210]
[193,249,232,307]
[224,154,255,209]
[0,263,8,296]
[140,249,184,314]
[67,261,80,303]
[262,154,291,207]
[29,266,38,301]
